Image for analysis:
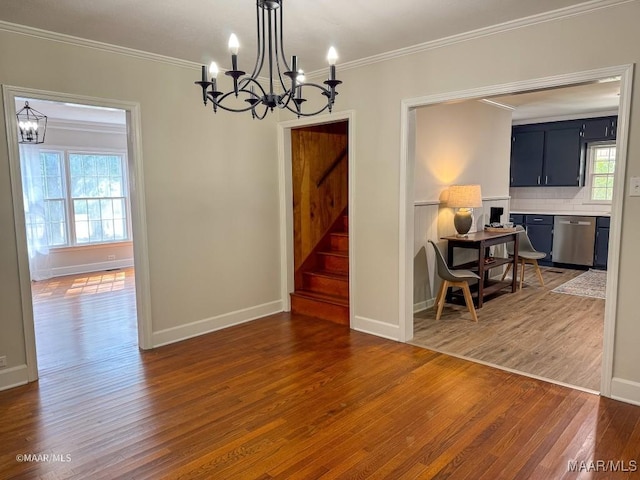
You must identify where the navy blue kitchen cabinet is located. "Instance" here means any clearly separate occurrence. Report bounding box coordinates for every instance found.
[543,127,583,186]
[509,214,525,227]
[594,216,610,269]
[525,215,553,266]
[510,122,583,187]
[510,131,544,186]
[581,116,617,142]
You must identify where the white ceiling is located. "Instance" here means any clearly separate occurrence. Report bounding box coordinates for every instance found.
[3,1,622,122]
[0,0,598,72]
[15,98,126,125]
[487,79,621,122]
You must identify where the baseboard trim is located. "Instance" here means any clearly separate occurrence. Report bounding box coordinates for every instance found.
[610,377,640,406]
[353,315,400,342]
[0,365,29,392]
[52,259,134,277]
[414,299,435,314]
[152,300,283,348]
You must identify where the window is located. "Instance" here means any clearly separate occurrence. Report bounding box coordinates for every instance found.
[69,154,128,244]
[588,143,616,202]
[23,151,68,247]
[26,149,129,247]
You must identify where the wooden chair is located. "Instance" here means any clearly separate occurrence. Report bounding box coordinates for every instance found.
[501,225,546,290]
[429,240,480,322]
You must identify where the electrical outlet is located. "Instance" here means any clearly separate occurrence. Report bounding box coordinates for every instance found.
[107,255,116,260]
[0,356,7,368]
[630,177,640,197]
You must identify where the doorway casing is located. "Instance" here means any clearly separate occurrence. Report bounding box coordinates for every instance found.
[277,110,356,327]
[2,85,153,383]
[398,64,634,398]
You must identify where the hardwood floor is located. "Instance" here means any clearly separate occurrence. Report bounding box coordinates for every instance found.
[31,267,137,373]
[2,272,638,478]
[413,266,604,391]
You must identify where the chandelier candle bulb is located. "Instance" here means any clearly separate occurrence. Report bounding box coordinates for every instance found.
[208,62,219,79]
[228,33,240,55]
[327,47,338,65]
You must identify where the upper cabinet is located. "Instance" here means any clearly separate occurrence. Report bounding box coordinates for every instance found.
[510,130,544,186]
[543,127,582,186]
[580,116,617,141]
[509,116,617,188]
[510,123,581,187]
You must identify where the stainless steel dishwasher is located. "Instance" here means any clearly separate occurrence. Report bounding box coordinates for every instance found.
[552,216,596,266]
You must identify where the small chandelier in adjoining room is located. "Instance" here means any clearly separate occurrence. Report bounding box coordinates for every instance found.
[195,0,341,119]
[16,101,47,144]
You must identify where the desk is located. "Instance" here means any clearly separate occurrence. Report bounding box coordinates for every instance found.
[441,230,519,308]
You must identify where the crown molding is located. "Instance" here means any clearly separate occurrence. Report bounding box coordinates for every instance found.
[0,20,199,70]
[307,0,635,77]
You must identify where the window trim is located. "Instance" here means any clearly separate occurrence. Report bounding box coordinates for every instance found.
[584,141,616,205]
[31,145,131,248]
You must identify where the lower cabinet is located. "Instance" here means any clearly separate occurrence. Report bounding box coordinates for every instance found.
[509,214,524,227]
[525,215,554,266]
[594,216,610,269]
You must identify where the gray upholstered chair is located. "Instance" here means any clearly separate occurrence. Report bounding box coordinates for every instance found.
[429,240,480,322]
[501,225,546,289]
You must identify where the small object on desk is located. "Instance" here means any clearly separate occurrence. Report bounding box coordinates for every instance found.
[485,226,517,233]
[484,256,496,265]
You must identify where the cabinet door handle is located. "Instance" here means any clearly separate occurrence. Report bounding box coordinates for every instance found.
[605,126,609,137]
[545,176,549,184]
[537,176,541,185]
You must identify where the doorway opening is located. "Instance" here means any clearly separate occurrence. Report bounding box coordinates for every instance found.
[16,97,137,373]
[399,65,632,397]
[3,86,152,384]
[277,111,355,328]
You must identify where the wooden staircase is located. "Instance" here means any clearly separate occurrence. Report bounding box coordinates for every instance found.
[290,213,349,325]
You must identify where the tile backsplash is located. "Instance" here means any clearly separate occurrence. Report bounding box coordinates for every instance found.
[510,187,611,213]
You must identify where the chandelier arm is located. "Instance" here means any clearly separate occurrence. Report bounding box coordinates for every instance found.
[212,91,263,113]
[273,5,290,94]
[266,8,276,96]
[278,1,292,72]
[244,1,267,83]
[252,104,270,120]
[283,102,332,117]
[240,76,269,98]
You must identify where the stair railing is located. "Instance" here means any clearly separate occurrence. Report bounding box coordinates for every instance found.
[316,147,348,188]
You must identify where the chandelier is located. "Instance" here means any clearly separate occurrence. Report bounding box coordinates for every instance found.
[195,0,341,119]
[16,101,48,144]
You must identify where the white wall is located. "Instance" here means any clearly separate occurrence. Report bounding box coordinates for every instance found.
[414,100,513,202]
[305,1,640,402]
[0,27,281,387]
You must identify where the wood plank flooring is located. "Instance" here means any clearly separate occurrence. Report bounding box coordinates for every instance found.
[30,267,137,373]
[2,271,638,478]
[413,267,604,391]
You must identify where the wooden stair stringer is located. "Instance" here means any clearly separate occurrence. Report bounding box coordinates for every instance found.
[291,210,350,325]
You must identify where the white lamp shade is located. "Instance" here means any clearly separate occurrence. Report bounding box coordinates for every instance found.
[447,184,483,208]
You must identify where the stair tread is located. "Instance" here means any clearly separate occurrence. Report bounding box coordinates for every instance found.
[303,270,348,281]
[291,289,349,305]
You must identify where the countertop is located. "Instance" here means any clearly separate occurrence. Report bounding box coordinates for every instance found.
[510,210,610,217]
